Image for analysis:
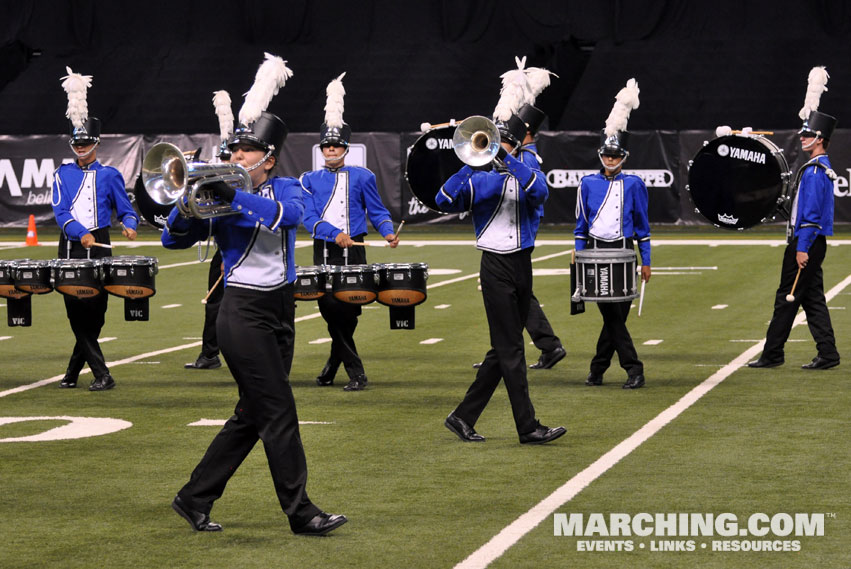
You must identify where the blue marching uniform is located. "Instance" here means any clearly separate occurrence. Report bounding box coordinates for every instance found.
[300,165,394,384]
[51,160,138,383]
[436,154,549,436]
[575,171,651,379]
[162,177,324,530]
[762,155,839,363]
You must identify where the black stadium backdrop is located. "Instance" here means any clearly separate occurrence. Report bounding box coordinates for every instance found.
[2,1,851,228]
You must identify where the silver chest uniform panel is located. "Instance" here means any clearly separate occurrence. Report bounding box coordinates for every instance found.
[590,179,625,241]
[70,170,98,230]
[477,176,521,253]
[228,186,288,290]
[321,170,350,235]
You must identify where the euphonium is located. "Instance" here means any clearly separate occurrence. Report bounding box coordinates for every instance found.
[141,142,251,219]
[452,115,501,167]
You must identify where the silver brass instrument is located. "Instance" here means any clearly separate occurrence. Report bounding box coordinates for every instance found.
[452,115,501,167]
[141,142,251,219]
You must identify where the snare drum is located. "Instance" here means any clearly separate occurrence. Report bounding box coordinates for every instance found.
[329,264,379,305]
[102,255,158,299]
[687,134,791,230]
[0,260,30,299]
[294,265,329,300]
[52,259,103,298]
[377,263,429,307]
[573,249,638,302]
[12,259,53,295]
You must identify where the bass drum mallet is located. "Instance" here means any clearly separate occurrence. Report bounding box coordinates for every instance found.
[785,267,802,302]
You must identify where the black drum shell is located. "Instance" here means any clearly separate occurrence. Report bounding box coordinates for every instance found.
[12,260,53,295]
[51,259,103,298]
[377,263,428,307]
[574,249,638,302]
[102,255,158,299]
[0,260,30,299]
[329,264,378,305]
[687,135,789,230]
[405,125,464,213]
[294,265,329,301]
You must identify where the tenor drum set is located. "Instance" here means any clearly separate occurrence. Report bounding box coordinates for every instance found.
[0,256,158,326]
[294,262,429,329]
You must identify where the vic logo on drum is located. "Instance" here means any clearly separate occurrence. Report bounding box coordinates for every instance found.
[718,144,766,164]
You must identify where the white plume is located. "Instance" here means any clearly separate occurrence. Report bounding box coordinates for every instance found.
[524,67,557,104]
[239,52,293,126]
[494,56,531,121]
[798,66,829,120]
[60,66,93,129]
[604,78,640,137]
[212,90,233,141]
[324,72,346,129]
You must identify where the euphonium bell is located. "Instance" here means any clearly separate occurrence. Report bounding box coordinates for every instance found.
[141,142,251,219]
[452,115,501,167]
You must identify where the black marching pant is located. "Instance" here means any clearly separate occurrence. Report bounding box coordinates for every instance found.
[200,249,223,359]
[177,285,320,529]
[314,238,366,379]
[587,238,642,377]
[58,228,111,379]
[454,249,538,435]
[526,293,562,352]
[762,236,838,362]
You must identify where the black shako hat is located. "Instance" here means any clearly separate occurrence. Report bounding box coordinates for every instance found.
[799,110,837,140]
[228,111,288,157]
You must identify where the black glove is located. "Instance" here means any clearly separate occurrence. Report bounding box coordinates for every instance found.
[496,145,508,161]
[209,181,236,203]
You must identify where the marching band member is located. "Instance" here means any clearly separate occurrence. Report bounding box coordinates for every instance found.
[749,66,840,371]
[163,54,346,536]
[575,79,651,389]
[300,72,399,392]
[437,69,566,445]
[51,67,138,391]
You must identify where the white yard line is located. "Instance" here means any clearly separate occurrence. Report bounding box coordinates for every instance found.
[453,273,851,569]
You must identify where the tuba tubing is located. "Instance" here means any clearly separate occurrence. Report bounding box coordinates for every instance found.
[142,142,251,219]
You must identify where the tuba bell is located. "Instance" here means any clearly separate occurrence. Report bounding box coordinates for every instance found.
[452,115,501,167]
[141,142,252,219]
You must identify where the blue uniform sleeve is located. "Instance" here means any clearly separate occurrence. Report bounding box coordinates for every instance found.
[51,167,88,240]
[632,178,651,265]
[161,206,213,249]
[361,170,395,238]
[436,165,475,212]
[230,179,303,233]
[795,167,828,253]
[105,168,138,231]
[574,179,589,251]
[300,172,342,242]
[503,153,547,208]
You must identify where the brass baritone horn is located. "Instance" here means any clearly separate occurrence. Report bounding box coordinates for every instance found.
[452,115,501,167]
[141,142,251,219]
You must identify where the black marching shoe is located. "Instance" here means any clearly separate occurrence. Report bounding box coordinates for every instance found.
[315,363,337,386]
[529,346,566,370]
[89,374,115,391]
[623,375,645,389]
[519,424,567,445]
[472,362,483,369]
[747,358,784,368]
[444,412,485,442]
[184,355,221,370]
[292,512,348,536]
[172,496,222,532]
[59,375,78,388]
[585,373,603,386]
[801,356,840,370]
[343,374,368,391]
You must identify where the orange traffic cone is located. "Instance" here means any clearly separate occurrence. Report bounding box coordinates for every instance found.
[25,214,39,246]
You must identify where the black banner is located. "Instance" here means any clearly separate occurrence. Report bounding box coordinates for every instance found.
[3,130,851,228]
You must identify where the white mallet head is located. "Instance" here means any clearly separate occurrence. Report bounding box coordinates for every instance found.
[785,294,795,302]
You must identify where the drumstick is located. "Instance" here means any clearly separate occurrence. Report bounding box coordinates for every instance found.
[201,274,223,304]
[385,220,406,247]
[90,242,113,249]
[350,242,368,247]
[637,279,647,317]
[785,267,802,302]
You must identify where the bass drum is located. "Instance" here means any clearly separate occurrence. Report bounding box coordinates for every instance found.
[687,134,791,230]
[404,124,464,213]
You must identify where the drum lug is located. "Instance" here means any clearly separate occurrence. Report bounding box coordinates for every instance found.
[687,160,693,168]
[702,140,709,147]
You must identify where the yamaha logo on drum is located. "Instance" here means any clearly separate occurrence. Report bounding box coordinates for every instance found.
[425,137,454,151]
[718,144,767,164]
[425,138,439,150]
